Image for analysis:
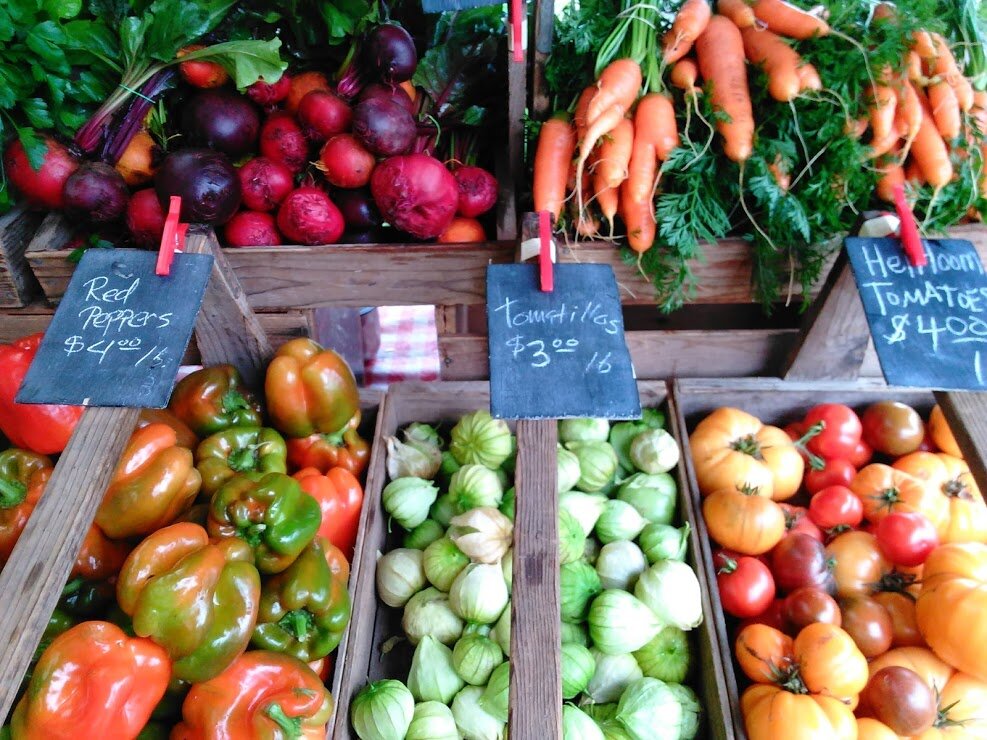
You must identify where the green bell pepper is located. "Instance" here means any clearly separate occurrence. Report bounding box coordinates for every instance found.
[195,426,287,497]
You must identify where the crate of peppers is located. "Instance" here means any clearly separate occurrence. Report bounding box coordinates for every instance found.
[0,333,373,738]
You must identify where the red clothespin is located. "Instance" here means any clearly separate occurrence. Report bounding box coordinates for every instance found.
[155,196,187,276]
[539,209,553,292]
[892,183,927,268]
[510,0,525,63]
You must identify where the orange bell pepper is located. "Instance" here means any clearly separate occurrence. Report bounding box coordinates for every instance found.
[95,423,202,539]
[72,524,130,580]
[293,466,364,560]
[9,621,170,740]
[137,407,199,449]
[172,650,333,740]
[285,412,370,478]
[264,338,360,439]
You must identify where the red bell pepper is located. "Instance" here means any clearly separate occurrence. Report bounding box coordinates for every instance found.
[9,621,170,740]
[293,466,364,561]
[0,333,84,454]
[285,412,370,478]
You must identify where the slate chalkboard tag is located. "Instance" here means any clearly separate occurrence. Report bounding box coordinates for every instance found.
[846,236,987,391]
[16,248,213,408]
[486,262,641,419]
[421,0,504,13]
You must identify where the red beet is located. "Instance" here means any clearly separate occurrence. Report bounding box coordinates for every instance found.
[260,112,309,173]
[155,148,242,225]
[333,189,381,230]
[358,83,415,114]
[276,186,345,245]
[297,90,352,143]
[370,154,458,239]
[2,136,79,210]
[319,134,375,189]
[224,211,282,247]
[63,162,129,224]
[453,165,498,217]
[351,98,416,156]
[247,74,292,106]
[126,188,166,248]
[238,157,295,212]
[181,89,260,157]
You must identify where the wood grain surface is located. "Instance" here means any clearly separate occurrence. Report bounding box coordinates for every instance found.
[0,204,43,307]
[934,391,987,495]
[0,406,139,722]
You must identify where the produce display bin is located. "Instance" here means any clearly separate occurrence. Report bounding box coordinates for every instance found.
[333,380,736,739]
[0,204,44,307]
[671,377,937,740]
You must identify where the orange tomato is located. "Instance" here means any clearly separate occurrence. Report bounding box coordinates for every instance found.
[894,452,987,543]
[873,590,925,647]
[928,405,962,458]
[794,622,869,701]
[826,530,893,598]
[741,684,856,740]
[690,408,804,500]
[703,485,786,555]
[851,463,949,532]
[912,671,987,738]
[437,216,487,243]
[856,717,899,740]
[735,623,794,683]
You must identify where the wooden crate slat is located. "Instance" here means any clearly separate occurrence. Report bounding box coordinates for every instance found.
[934,391,987,495]
[0,406,140,722]
[0,205,44,307]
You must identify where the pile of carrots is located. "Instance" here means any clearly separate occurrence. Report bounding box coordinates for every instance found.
[532,0,987,256]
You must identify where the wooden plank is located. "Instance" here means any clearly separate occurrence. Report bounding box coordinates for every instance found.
[783,256,869,381]
[0,205,44,307]
[185,227,273,390]
[24,212,73,305]
[500,24,525,242]
[439,329,800,380]
[530,0,555,120]
[934,391,987,496]
[0,405,139,722]
[310,307,365,386]
[509,418,561,738]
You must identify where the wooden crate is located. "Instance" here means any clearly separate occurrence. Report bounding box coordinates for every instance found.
[333,380,736,739]
[671,377,937,739]
[0,205,44,307]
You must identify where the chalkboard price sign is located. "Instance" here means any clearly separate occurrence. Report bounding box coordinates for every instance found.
[17,248,213,408]
[846,236,987,390]
[486,263,641,419]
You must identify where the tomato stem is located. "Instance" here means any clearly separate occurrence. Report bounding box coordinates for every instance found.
[793,422,826,470]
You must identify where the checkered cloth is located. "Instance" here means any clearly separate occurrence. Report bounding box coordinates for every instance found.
[363,306,441,388]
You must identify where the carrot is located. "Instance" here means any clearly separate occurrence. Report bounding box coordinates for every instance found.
[868,120,902,160]
[593,169,619,238]
[912,98,954,188]
[905,51,925,83]
[751,0,829,40]
[718,0,756,28]
[876,160,905,203]
[768,153,791,191]
[532,116,577,220]
[797,63,822,92]
[846,117,868,139]
[625,140,658,205]
[670,59,700,95]
[573,86,597,143]
[896,79,923,160]
[869,84,897,143]
[695,15,754,162]
[635,93,680,161]
[904,157,925,186]
[586,59,642,125]
[740,27,803,102]
[928,80,961,140]
[929,33,974,112]
[911,30,936,60]
[663,0,713,65]
[620,182,656,253]
[596,117,634,189]
[972,91,987,137]
[576,103,626,189]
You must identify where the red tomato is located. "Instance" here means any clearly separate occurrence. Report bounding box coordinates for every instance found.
[779,503,824,542]
[714,549,777,618]
[808,485,864,530]
[874,512,939,567]
[848,438,873,468]
[782,587,842,632]
[804,458,857,495]
[737,598,787,633]
[784,421,806,443]
[803,404,863,459]
[771,533,836,595]
[916,432,935,452]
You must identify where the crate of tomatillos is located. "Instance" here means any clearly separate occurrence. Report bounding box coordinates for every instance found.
[0,336,378,738]
[672,378,987,740]
[333,380,734,740]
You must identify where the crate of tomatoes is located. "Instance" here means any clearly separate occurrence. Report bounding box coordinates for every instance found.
[672,377,987,740]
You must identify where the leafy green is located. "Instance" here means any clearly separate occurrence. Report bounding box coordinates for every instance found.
[544,0,619,110]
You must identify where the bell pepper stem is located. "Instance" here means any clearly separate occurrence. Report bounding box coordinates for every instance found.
[279,609,315,641]
[239,522,268,547]
[221,388,251,414]
[0,477,27,507]
[228,446,260,472]
[264,703,303,738]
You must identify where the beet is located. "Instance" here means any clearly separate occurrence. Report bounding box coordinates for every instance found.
[366,24,418,84]
[319,134,375,189]
[370,154,458,239]
[351,98,416,157]
[224,211,282,247]
[297,90,352,143]
[260,112,310,173]
[126,188,166,248]
[155,148,242,224]
[276,186,345,245]
[358,83,415,114]
[333,189,381,231]
[181,89,260,157]
[63,162,129,224]
[238,157,295,212]
[247,74,292,106]
[2,136,79,210]
[453,165,498,218]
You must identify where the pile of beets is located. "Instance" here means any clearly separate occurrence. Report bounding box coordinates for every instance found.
[2,23,498,248]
